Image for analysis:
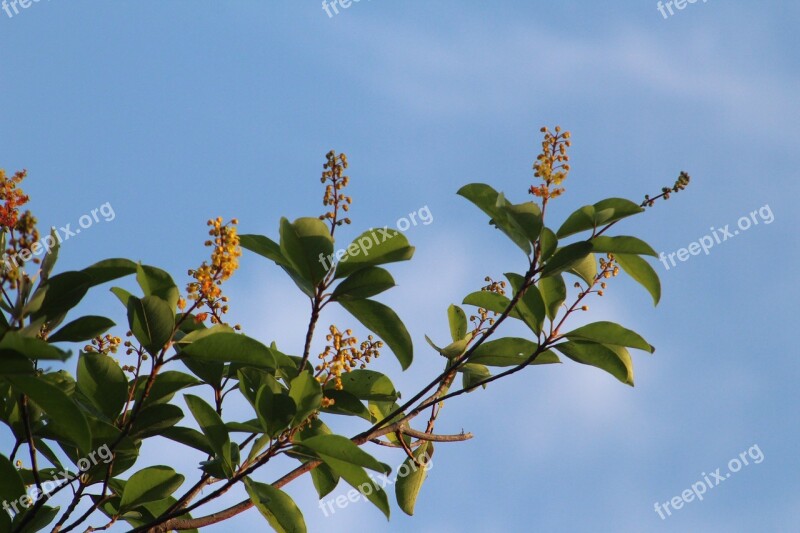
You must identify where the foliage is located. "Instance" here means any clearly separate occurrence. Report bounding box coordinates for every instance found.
[0,131,689,532]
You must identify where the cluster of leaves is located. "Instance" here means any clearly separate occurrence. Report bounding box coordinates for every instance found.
[0,129,688,533]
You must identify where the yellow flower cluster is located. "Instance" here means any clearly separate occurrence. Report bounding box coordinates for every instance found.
[315,325,382,392]
[186,218,241,321]
[530,126,571,201]
[84,334,122,355]
[0,169,40,289]
[470,276,507,328]
[319,150,352,229]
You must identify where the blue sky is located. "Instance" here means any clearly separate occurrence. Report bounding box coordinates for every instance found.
[1,1,798,531]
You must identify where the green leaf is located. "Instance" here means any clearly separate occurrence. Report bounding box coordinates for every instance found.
[48,316,116,343]
[127,296,175,356]
[0,453,26,510]
[255,385,296,437]
[565,321,654,353]
[279,217,334,286]
[184,395,233,477]
[6,375,92,454]
[538,275,566,320]
[299,435,391,519]
[180,332,277,369]
[338,299,413,370]
[590,236,657,257]
[28,271,92,321]
[440,338,469,359]
[129,403,184,439]
[245,478,307,533]
[616,253,661,306]
[469,338,560,367]
[133,371,201,407]
[557,199,644,238]
[504,273,546,335]
[310,464,339,499]
[330,267,396,301]
[504,201,543,245]
[395,442,434,516]
[539,228,558,261]
[321,389,371,421]
[300,435,390,474]
[334,229,415,279]
[338,369,399,402]
[136,264,180,314]
[288,372,322,426]
[457,184,531,255]
[40,228,60,282]
[461,363,491,391]
[554,341,635,386]
[541,241,593,277]
[0,331,70,361]
[240,233,315,298]
[462,291,511,315]
[119,466,185,513]
[447,304,467,342]
[160,427,213,455]
[77,351,128,421]
[565,252,598,287]
[556,205,595,239]
[82,258,138,287]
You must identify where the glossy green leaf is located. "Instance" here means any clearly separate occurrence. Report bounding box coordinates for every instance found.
[255,385,296,437]
[504,201,543,245]
[469,338,560,367]
[538,275,566,320]
[321,389,371,421]
[566,252,598,287]
[447,304,467,342]
[504,273,545,335]
[82,258,138,287]
[541,241,593,278]
[6,375,92,454]
[240,233,315,297]
[538,228,558,261]
[0,331,70,361]
[288,372,321,426]
[338,369,399,402]
[136,264,180,314]
[28,271,91,321]
[77,351,128,421]
[338,299,413,370]
[557,198,644,238]
[616,253,661,305]
[160,426,213,455]
[127,296,175,356]
[554,341,635,386]
[395,442,434,516]
[133,371,201,407]
[461,363,491,391]
[565,321,654,353]
[180,332,277,369]
[457,184,531,255]
[119,466,185,513]
[279,217,334,286]
[129,403,184,439]
[245,478,307,533]
[0,453,26,511]
[590,236,657,257]
[299,435,391,519]
[462,291,511,315]
[334,229,415,279]
[330,267,395,301]
[48,316,116,343]
[184,395,233,477]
